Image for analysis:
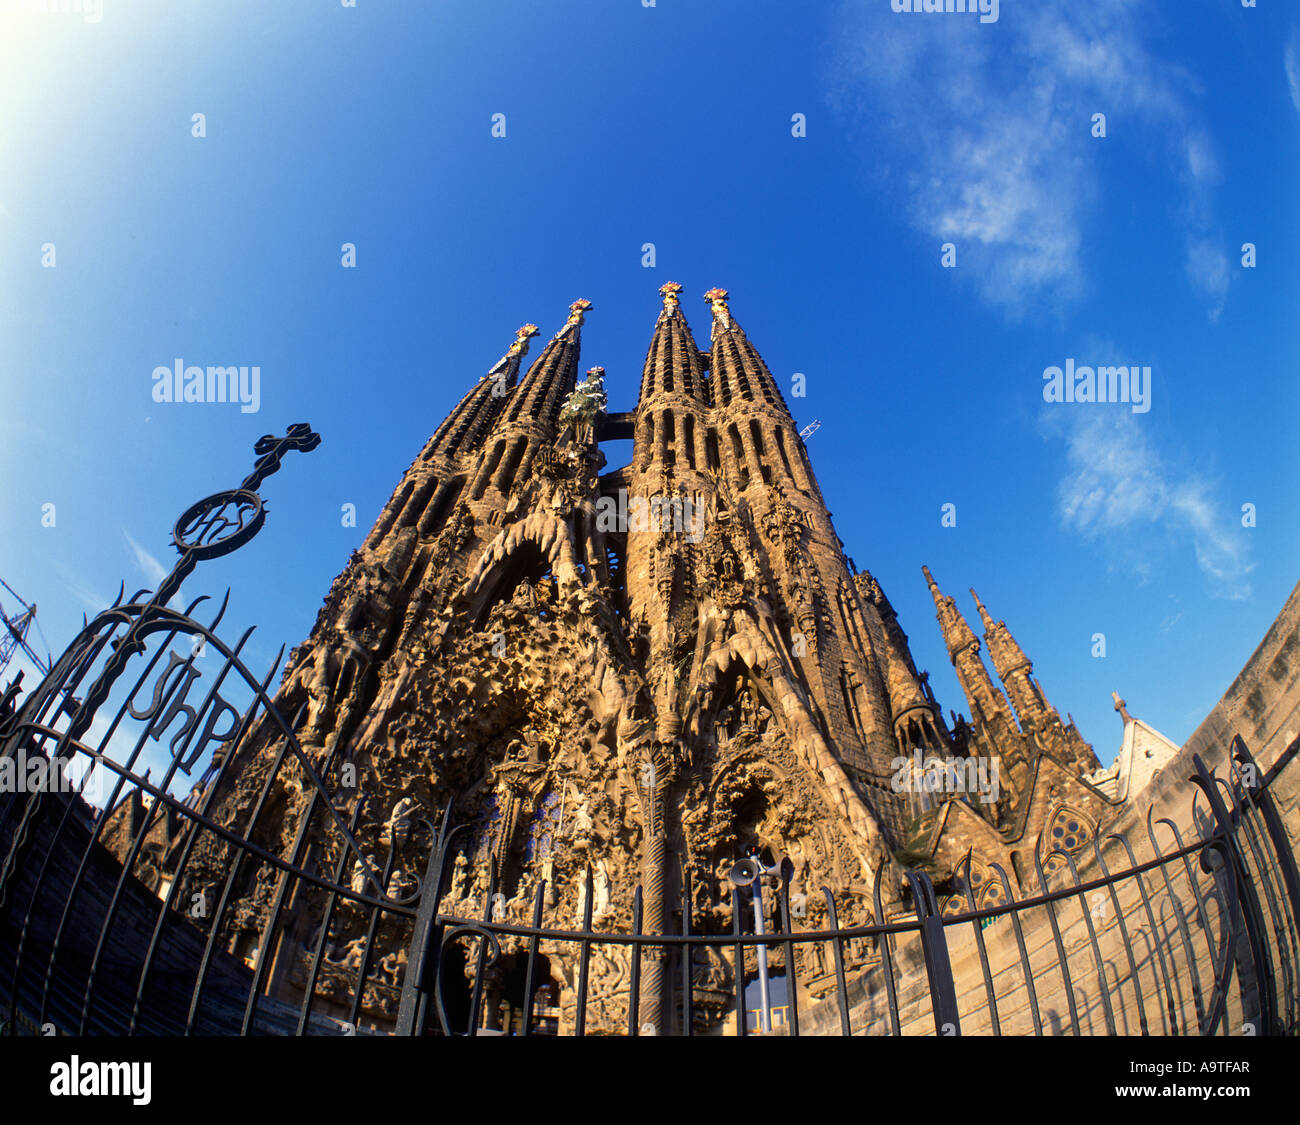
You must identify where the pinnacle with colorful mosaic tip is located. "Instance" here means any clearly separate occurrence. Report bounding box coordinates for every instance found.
[423,322,540,462]
[636,284,708,406]
[701,287,794,417]
[500,300,591,429]
[565,298,593,328]
[658,280,684,314]
[509,324,540,355]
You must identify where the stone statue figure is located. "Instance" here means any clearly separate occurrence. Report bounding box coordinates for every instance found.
[572,798,594,845]
[507,883,531,922]
[540,854,556,906]
[512,578,537,611]
[301,643,340,741]
[592,857,611,921]
[387,796,419,844]
[449,850,470,902]
[387,867,417,900]
[351,854,379,897]
[575,859,611,926]
[738,685,758,730]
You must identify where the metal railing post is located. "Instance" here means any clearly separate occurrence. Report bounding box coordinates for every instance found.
[906,871,961,1036]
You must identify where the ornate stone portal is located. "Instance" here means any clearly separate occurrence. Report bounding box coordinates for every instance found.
[176,285,1141,1034]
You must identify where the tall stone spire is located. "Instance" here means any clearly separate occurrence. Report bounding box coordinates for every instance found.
[619,280,906,1022]
[699,286,824,512]
[970,587,1101,773]
[423,323,539,461]
[923,566,1029,809]
[703,287,793,417]
[636,282,709,408]
[465,299,591,507]
[971,589,1031,674]
[970,587,1051,732]
[924,567,981,668]
[363,322,541,559]
[498,299,590,430]
[632,283,712,485]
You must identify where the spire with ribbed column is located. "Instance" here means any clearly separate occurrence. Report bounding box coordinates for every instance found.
[970,589,1032,675]
[632,283,713,478]
[467,299,591,505]
[923,566,1020,734]
[703,287,793,415]
[422,323,539,461]
[970,587,1049,729]
[497,299,590,430]
[923,566,1033,813]
[700,286,821,506]
[686,286,884,790]
[626,284,717,736]
[636,282,709,406]
[363,322,543,556]
[970,587,1100,771]
[924,566,979,663]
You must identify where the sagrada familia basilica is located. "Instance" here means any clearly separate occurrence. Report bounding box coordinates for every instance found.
[155,283,1180,1032]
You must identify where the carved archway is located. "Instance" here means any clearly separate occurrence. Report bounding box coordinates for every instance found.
[680,631,890,893]
[457,512,582,628]
[465,540,556,630]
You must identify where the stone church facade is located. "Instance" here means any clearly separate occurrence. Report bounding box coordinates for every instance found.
[159,283,1177,1032]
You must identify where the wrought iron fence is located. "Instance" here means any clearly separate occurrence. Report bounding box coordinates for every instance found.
[0,424,1297,1036]
[398,735,1300,1037]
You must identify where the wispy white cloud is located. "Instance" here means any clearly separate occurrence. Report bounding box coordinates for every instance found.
[1047,407,1252,598]
[122,528,183,607]
[1286,31,1300,115]
[62,577,109,616]
[1185,237,1230,323]
[828,1,1231,318]
[48,560,109,620]
[122,528,166,585]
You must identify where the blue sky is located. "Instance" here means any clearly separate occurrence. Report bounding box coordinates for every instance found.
[1,0,1298,771]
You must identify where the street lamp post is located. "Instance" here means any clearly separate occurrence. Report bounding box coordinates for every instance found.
[727,848,793,1034]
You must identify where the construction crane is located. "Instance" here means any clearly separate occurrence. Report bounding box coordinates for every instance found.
[799,419,821,440]
[1,578,52,679]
